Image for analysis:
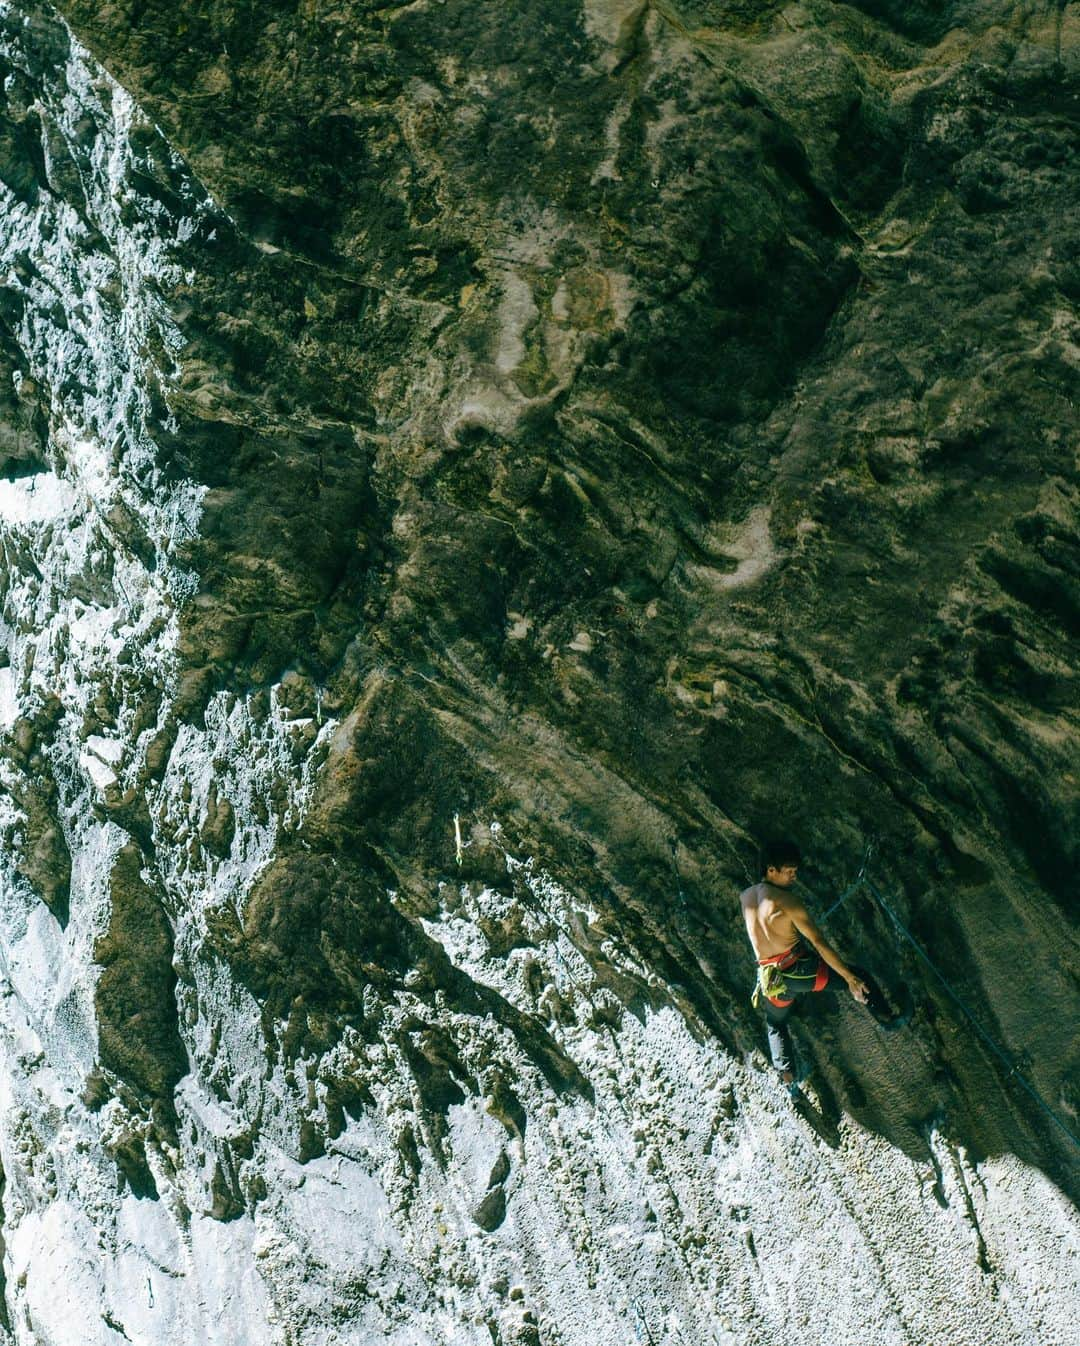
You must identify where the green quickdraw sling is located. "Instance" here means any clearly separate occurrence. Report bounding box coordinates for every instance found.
[751,948,799,1008]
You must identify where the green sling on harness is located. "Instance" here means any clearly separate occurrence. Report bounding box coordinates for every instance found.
[751,953,796,1008]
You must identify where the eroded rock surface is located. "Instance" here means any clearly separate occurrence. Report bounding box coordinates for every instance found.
[0,1,1076,1343]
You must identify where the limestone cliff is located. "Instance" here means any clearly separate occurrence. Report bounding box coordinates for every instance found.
[0,1,1076,1343]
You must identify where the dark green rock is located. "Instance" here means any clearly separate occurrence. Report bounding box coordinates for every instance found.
[94,843,187,1108]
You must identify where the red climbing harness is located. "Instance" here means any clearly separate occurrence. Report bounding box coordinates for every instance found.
[754,944,829,1006]
[756,946,799,1006]
[758,947,800,969]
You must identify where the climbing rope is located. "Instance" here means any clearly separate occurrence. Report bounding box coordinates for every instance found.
[820,838,876,920]
[812,864,1080,1154]
[821,873,866,922]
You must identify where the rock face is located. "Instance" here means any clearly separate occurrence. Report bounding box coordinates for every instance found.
[0,0,1077,1342]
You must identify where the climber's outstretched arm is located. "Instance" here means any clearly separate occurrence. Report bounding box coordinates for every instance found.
[784,898,869,1003]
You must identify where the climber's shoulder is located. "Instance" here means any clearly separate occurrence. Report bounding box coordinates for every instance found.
[741,880,799,913]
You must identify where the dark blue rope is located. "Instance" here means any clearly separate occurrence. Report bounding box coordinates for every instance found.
[822,874,866,921]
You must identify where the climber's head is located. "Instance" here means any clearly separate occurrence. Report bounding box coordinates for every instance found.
[762,839,801,887]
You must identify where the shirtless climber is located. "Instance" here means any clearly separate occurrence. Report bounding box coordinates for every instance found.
[740,839,893,1084]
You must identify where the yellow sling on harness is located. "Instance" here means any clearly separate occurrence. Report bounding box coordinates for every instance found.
[751,962,790,1008]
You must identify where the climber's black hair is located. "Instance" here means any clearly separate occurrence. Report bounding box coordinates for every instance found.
[761,839,801,873]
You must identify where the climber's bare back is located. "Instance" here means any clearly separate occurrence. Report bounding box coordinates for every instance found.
[740,881,802,960]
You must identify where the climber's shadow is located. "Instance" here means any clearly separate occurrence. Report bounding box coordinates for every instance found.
[765,980,1080,1211]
